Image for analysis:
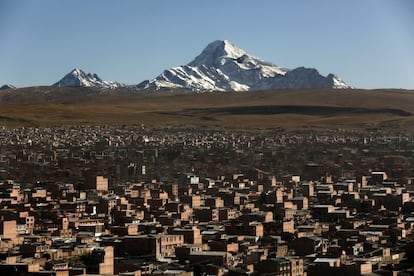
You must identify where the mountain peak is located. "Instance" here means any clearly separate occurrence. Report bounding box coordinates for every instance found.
[67,68,87,80]
[188,39,247,67]
[144,39,351,91]
[208,39,246,57]
[53,68,124,89]
[70,68,84,75]
[0,84,16,90]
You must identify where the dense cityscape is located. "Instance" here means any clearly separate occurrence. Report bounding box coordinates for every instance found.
[0,125,413,275]
[2,1,413,276]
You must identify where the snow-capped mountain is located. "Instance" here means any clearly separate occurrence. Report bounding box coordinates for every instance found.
[0,84,16,90]
[139,40,351,91]
[53,68,124,89]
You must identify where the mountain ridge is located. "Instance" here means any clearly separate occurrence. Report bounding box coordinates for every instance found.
[23,40,351,92]
[140,40,351,91]
[53,68,125,89]
[0,84,16,90]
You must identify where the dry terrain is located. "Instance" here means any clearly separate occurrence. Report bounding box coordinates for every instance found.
[0,87,413,132]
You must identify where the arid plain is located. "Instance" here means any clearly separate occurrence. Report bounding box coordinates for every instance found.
[0,87,413,132]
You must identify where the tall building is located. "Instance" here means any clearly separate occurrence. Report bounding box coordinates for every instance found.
[99,246,114,275]
[96,176,108,191]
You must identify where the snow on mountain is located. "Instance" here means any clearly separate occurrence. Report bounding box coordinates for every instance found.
[0,84,16,90]
[140,40,351,91]
[53,68,124,89]
[329,74,350,89]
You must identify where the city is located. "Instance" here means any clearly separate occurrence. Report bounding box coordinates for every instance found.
[0,125,413,275]
[1,2,413,275]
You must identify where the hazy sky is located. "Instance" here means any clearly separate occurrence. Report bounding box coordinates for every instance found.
[1,0,413,89]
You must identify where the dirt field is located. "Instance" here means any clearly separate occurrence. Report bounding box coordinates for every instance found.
[0,87,413,132]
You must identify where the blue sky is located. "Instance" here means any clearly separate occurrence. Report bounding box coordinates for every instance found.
[1,0,413,89]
